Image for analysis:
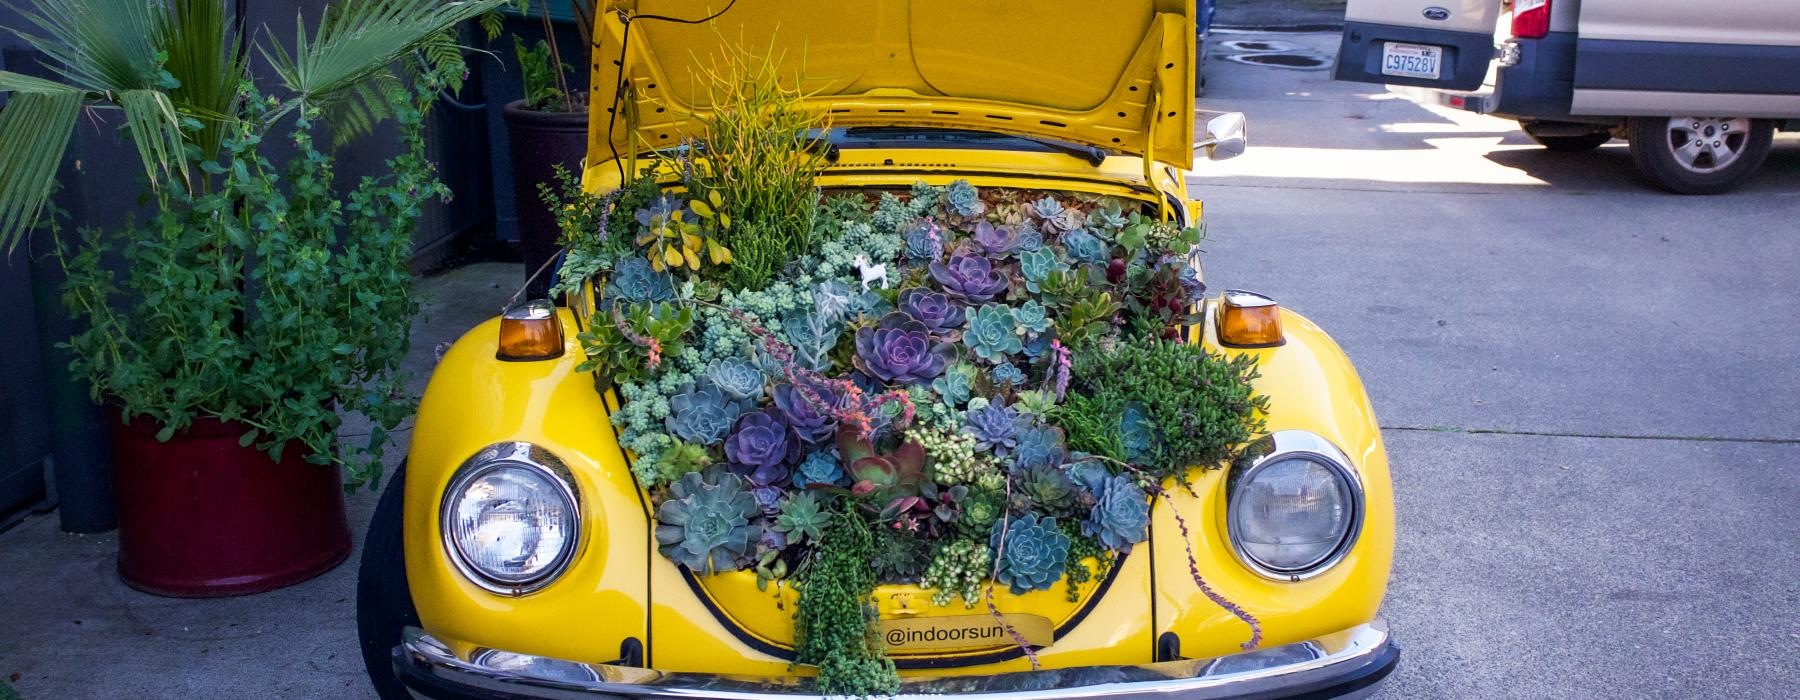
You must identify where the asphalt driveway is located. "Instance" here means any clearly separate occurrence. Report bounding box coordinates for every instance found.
[1193,30,1800,699]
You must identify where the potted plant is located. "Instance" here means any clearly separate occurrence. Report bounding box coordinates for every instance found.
[0,0,504,596]
[485,1,595,298]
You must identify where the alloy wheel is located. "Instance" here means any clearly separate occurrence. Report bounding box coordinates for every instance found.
[1663,117,1752,174]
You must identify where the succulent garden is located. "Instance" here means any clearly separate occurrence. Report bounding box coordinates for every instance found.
[550,51,1269,697]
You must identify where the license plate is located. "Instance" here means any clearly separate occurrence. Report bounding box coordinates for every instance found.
[1381,42,1443,79]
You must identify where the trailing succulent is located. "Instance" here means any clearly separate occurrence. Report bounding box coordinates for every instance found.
[560,166,1266,695]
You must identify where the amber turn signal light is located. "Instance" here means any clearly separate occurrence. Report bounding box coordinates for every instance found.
[498,299,564,361]
[1217,289,1284,348]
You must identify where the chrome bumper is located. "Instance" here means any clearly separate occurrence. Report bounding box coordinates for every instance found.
[393,620,1396,700]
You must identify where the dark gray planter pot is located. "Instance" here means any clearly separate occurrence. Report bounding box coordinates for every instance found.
[502,100,590,300]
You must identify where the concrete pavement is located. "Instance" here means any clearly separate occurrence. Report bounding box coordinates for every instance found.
[1193,31,1800,699]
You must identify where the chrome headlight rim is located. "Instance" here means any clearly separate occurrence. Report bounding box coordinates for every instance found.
[1226,430,1364,582]
[440,442,581,596]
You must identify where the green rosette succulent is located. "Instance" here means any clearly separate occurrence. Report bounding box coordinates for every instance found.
[1014,462,1077,515]
[956,488,1004,538]
[963,304,1023,363]
[931,362,979,407]
[989,514,1070,594]
[1013,300,1052,334]
[1083,473,1151,551]
[654,472,760,575]
[774,490,830,545]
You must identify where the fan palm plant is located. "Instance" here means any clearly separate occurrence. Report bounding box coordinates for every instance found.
[0,0,508,252]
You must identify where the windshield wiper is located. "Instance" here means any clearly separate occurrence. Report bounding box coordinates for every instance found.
[834,127,1109,167]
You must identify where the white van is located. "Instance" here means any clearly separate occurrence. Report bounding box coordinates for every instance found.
[1334,0,1799,193]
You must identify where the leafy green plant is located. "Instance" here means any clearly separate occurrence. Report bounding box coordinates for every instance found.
[677,40,830,290]
[514,38,567,110]
[575,302,694,388]
[1057,338,1268,483]
[57,66,454,488]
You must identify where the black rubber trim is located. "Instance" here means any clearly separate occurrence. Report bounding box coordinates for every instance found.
[1490,33,1582,121]
[1334,21,1494,91]
[674,549,1130,669]
[1575,38,1800,95]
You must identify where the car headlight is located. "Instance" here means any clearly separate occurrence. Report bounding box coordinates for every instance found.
[1227,431,1362,580]
[442,442,580,594]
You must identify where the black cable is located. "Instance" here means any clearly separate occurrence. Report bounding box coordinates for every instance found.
[603,0,741,184]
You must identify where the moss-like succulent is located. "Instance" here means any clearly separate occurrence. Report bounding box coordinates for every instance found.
[989,514,1070,594]
[963,303,1023,362]
[1083,473,1151,551]
[654,472,760,575]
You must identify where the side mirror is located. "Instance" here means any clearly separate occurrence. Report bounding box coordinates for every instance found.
[1194,111,1247,161]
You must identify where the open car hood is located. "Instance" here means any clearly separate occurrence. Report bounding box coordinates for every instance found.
[590,0,1197,169]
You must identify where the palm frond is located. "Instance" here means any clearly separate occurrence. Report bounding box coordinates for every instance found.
[162,0,247,161]
[118,89,190,192]
[0,73,83,252]
[6,0,166,94]
[262,0,506,102]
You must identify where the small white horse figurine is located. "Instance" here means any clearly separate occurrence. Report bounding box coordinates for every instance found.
[852,254,889,292]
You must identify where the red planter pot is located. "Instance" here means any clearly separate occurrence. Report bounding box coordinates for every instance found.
[109,413,351,597]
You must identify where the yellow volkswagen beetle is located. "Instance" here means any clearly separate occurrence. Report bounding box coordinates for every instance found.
[357,1,1396,698]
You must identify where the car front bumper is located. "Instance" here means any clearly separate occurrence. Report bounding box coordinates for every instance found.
[392,620,1397,700]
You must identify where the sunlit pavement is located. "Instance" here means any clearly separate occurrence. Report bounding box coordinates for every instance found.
[1196,31,1800,699]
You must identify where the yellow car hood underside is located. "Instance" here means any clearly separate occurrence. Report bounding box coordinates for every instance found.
[589,0,1197,169]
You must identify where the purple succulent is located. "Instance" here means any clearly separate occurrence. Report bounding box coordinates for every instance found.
[772,381,840,445]
[964,402,1022,456]
[897,287,964,335]
[725,409,798,471]
[972,221,1023,257]
[853,313,956,385]
[929,252,1010,304]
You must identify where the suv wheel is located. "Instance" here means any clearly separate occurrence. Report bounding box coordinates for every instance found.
[1627,116,1773,194]
[357,464,419,700]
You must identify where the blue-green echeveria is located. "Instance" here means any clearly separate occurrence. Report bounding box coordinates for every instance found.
[1019,248,1068,294]
[654,471,760,575]
[989,514,1071,594]
[1013,300,1052,334]
[792,447,846,489]
[665,383,747,446]
[1087,203,1128,233]
[964,402,1021,455]
[1120,403,1158,464]
[989,362,1027,387]
[944,179,985,217]
[1061,228,1109,264]
[606,256,675,304]
[963,304,1023,362]
[931,362,979,407]
[1012,423,1068,470]
[705,357,765,402]
[904,219,945,261]
[1030,196,1085,233]
[1084,473,1151,551]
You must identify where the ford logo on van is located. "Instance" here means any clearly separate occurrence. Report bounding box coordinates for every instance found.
[1422,7,1451,21]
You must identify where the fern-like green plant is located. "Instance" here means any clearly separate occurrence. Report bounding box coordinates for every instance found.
[0,0,507,251]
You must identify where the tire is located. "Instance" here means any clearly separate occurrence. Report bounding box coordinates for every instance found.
[1626,116,1774,194]
[1522,126,1613,153]
[357,463,418,700]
